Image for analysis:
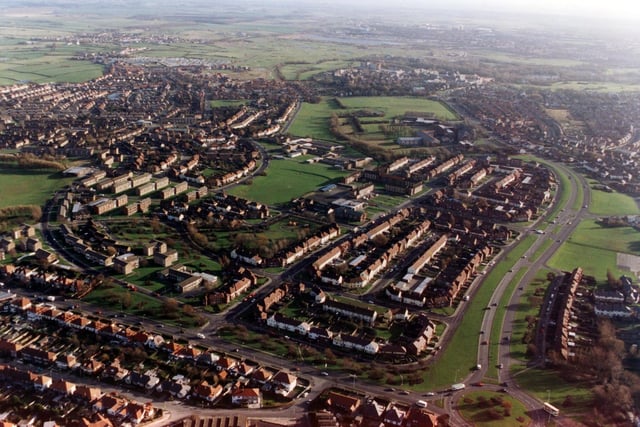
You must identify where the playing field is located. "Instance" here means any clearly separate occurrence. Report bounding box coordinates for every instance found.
[227,155,348,205]
[0,167,73,208]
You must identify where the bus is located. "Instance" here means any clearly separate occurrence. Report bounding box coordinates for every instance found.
[543,402,559,416]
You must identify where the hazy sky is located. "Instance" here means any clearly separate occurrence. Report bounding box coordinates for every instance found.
[339,0,640,22]
[7,0,640,24]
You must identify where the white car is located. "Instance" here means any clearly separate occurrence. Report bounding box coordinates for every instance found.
[196,333,205,339]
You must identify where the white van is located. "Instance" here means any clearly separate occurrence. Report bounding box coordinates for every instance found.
[416,400,428,408]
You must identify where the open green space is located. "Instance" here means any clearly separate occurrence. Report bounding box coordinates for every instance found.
[0,167,73,208]
[487,268,527,380]
[210,100,246,108]
[512,368,593,420]
[228,156,349,205]
[509,269,549,365]
[548,219,640,279]
[279,59,355,81]
[207,216,322,254]
[83,282,204,328]
[287,99,341,141]
[336,96,459,121]
[0,48,104,85]
[588,183,640,216]
[458,390,532,427]
[531,238,554,261]
[287,96,458,143]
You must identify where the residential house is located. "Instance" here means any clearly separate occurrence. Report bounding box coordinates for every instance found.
[333,334,379,354]
[56,353,80,370]
[251,367,274,385]
[231,388,261,407]
[266,313,311,336]
[271,371,297,395]
[327,391,361,413]
[50,378,77,396]
[192,381,223,402]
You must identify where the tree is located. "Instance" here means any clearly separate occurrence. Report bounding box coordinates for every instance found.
[150,216,162,234]
[324,348,336,364]
[607,269,621,289]
[163,298,180,319]
[120,292,132,309]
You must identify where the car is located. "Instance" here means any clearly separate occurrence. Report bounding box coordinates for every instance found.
[386,387,396,392]
[479,330,484,334]
[424,392,436,397]
[498,363,504,369]
[234,348,240,352]
[196,333,205,339]
[473,382,484,387]
[321,371,329,376]
[481,340,488,345]
[400,390,410,395]
[491,302,497,306]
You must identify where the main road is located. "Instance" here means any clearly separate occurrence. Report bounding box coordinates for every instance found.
[457,161,591,426]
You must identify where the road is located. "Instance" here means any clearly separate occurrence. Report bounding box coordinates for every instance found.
[35,149,591,425]
[460,161,591,426]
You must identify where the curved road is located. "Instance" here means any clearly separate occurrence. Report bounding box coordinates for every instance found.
[454,161,591,426]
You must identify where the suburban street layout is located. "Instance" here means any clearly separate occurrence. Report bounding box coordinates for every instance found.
[1,1,640,427]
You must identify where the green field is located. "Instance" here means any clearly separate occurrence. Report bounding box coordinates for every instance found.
[336,96,459,121]
[228,156,348,205]
[0,48,104,85]
[210,100,246,108]
[458,391,532,427]
[588,184,640,216]
[512,368,593,420]
[548,219,640,279]
[287,99,341,141]
[287,96,458,142]
[279,59,356,81]
[0,167,73,208]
